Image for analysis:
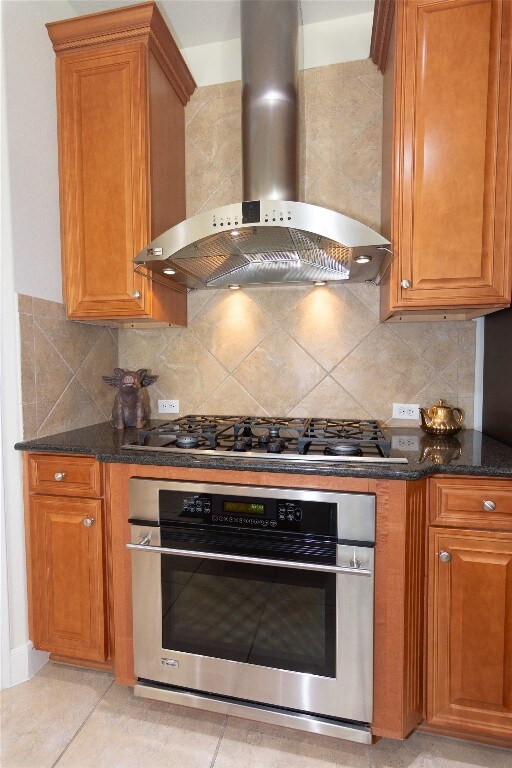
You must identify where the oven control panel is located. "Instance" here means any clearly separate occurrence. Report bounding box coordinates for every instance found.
[159,490,335,536]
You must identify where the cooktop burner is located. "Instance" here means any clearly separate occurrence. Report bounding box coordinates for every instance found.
[127,416,407,464]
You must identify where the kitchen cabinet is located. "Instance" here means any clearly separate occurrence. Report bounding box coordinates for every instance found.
[46,2,195,326]
[25,454,110,665]
[427,478,512,744]
[377,0,512,321]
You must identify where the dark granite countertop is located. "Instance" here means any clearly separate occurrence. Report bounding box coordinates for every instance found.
[14,421,512,481]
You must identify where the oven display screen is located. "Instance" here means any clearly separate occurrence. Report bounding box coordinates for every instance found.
[223,501,265,515]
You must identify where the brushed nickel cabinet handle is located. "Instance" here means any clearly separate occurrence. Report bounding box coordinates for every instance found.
[132,291,141,299]
[483,500,496,512]
[439,550,452,563]
[83,517,95,527]
[401,279,411,289]
[54,472,66,481]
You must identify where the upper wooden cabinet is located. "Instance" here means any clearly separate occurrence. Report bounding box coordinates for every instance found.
[377,0,512,321]
[47,2,195,326]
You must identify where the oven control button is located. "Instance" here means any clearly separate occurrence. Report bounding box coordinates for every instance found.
[287,513,294,521]
[294,510,302,521]
[212,515,218,521]
[270,521,277,527]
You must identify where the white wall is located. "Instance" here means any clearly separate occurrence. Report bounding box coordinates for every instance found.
[182,11,374,86]
[1,0,75,688]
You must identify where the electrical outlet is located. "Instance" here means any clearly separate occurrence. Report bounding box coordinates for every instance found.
[392,435,419,451]
[392,402,420,420]
[158,399,179,414]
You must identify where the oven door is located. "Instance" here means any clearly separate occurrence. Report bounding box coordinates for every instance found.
[129,524,374,723]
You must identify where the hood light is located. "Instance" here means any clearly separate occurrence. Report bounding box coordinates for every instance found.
[355,255,372,264]
[228,284,241,290]
[314,280,327,286]
[163,267,176,275]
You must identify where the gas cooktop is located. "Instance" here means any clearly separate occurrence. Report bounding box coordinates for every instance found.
[123,415,407,464]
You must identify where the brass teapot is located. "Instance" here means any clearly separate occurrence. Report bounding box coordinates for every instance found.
[420,399,464,436]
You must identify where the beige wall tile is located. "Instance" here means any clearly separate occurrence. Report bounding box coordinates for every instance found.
[35,315,103,373]
[197,377,268,416]
[19,312,36,404]
[188,290,275,371]
[17,293,33,314]
[331,325,433,422]
[33,322,73,430]
[288,376,370,420]
[286,286,379,371]
[22,402,37,440]
[76,330,119,419]
[32,296,66,318]
[38,378,105,437]
[234,329,326,414]
[155,332,228,416]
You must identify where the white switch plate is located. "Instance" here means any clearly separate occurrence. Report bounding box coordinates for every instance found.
[158,399,179,414]
[392,435,420,451]
[392,402,420,420]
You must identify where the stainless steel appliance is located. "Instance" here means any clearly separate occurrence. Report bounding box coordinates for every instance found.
[128,479,375,743]
[123,415,407,464]
[133,0,391,288]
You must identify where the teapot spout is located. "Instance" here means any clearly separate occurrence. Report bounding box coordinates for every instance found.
[420,408,433,429]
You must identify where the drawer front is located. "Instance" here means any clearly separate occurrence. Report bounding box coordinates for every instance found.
[430,478,512,529]
[29,454,102,498]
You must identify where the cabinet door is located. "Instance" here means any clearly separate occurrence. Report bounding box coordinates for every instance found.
[383,0,511,318]
[30,496,107,662]
[57,43,150,321]
[428,528,512,740]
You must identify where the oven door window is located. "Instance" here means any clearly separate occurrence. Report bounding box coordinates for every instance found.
[161,554,336,678]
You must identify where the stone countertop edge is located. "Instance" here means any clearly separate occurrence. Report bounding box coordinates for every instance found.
[14,422,512,482]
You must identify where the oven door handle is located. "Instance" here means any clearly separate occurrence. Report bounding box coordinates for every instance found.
[126,542,372,576]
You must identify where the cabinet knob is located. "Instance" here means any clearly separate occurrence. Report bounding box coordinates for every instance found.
[83,517,95,527]
[439,550,452,563]
[132,290,141,299]
[401,279,411,289]
[54,472,66,481]
[483,500,496,512]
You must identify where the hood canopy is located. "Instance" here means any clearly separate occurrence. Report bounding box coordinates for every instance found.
[134,0,390,288]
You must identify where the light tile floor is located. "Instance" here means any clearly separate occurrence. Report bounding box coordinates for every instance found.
[1,664,510,768]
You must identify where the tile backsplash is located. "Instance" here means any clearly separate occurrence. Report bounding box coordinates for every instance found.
[118,58,476,427]
[18,295,118,439]
[18,59,476,436]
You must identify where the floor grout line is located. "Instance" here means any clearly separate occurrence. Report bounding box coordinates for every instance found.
[209,715,229,768]
[50,679,115,768]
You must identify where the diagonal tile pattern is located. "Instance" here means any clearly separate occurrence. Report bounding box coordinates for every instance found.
[18,296,119,439]
[18,60,477,437]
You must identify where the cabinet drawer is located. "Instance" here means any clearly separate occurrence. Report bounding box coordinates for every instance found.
[28,454,101,498]
[430,478,512,529]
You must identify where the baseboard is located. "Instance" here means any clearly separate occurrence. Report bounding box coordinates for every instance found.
[9,642,48,687]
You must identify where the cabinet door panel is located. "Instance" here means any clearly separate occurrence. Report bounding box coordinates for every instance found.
[31,496,107,661]
[58,44,149,319]
[428,528,512,739]
[384,0,511,316]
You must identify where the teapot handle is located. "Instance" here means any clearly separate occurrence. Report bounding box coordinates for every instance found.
[453,407,464,424]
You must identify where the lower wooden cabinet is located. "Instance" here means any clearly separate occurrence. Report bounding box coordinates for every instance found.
[30,495,108,662]
[427,527,512,741]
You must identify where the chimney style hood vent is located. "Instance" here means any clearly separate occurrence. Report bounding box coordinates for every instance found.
[134,0,390,288]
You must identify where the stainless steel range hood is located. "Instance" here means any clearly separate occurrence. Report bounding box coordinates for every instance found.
[134,0,390,289]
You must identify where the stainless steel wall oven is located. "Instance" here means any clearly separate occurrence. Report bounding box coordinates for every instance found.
[128,480,375,743]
